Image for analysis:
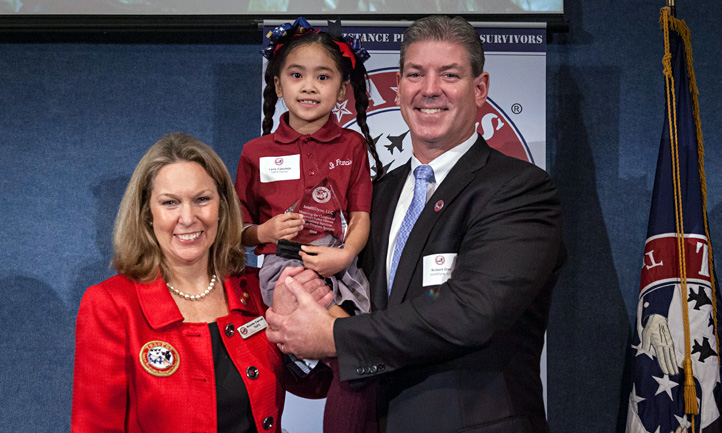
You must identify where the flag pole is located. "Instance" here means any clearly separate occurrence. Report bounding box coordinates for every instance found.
[667,0,676,17]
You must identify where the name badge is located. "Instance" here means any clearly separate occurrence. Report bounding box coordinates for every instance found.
[259,155,300,183]
[238,316,268,340]
[422,253,457,287]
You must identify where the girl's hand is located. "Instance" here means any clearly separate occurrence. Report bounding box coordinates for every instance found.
[257,213,304,244]
[299,245,354,277]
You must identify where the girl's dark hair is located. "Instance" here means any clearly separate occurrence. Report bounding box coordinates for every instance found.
[262,25,382,179]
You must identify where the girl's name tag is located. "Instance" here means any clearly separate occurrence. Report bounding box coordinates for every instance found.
[259,155,300,183]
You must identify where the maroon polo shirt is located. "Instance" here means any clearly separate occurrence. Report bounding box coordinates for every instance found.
[235,113,372,255]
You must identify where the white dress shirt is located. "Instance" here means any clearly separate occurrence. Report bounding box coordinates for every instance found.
[385,133,478,286]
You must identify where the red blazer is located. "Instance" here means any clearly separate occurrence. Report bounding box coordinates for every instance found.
[72,267,329,433]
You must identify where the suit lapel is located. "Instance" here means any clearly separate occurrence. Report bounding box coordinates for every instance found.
[369,162,409,311]
[387,137,491,305]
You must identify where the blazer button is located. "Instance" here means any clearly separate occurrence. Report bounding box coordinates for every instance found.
[262,416,274,430]
[224,323,235,337]
[356,366,366,375]
[369,365,378,374]
[377,363,385,372]
[246,366,259,380]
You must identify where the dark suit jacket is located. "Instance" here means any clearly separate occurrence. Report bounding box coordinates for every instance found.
[334,136,565,433]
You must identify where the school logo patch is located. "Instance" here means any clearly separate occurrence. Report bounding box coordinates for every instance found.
[338,69,532,178]
[139,341,180,377]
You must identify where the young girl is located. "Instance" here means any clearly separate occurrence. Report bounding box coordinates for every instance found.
[234,18,380,433]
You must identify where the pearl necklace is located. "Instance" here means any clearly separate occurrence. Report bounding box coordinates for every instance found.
[167,275,217,301]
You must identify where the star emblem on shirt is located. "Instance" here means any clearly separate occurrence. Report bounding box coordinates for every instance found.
[333,100,352,122]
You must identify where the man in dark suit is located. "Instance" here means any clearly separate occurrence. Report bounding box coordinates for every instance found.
[267,15,565,433]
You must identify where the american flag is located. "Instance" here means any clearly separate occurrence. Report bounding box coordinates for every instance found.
[626,8,721,433]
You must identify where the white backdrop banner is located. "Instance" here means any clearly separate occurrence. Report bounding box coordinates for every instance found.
[260,20,547,433]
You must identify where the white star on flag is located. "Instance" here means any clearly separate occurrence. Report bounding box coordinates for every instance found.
[631,343,655,360]
[673,414,691,429]
[652,374,678,400]
[630,384,646,406]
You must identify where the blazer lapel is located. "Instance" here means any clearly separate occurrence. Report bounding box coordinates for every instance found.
[387,137,491,305]
[136,276,185,329]
[368,162,409,311]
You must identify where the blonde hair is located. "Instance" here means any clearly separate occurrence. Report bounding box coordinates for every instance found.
[111,133,245,283]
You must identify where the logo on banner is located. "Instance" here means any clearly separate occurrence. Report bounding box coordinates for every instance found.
[337,69,532,177]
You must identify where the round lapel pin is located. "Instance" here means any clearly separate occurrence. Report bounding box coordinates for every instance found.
[434,200,444,212]
[139,341,180,377]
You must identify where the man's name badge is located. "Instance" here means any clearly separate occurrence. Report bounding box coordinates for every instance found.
[238,316,268,340]
[422,253,458,287]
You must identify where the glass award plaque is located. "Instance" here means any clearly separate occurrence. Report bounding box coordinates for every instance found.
[276,178,348,261]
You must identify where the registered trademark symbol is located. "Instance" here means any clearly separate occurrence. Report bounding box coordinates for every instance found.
[511,103,523,114]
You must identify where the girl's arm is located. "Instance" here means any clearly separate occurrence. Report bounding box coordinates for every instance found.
[339,210,370,257]
[299,211,369,277]
[241,212,305,247]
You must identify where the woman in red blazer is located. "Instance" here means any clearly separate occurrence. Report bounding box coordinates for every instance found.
[72,133,331,433]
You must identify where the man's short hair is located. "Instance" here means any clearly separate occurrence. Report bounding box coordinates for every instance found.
[400,15,485,77]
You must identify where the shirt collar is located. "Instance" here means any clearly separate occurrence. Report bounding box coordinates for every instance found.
[410,132,478,186]
[273,112,343,144]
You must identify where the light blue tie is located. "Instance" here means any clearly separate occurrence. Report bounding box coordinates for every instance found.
[388,164,434,294]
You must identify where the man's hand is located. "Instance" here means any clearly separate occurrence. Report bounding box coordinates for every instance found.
[300,245,354,277]
[642,314,678,375]
[257,212,304,244]
[266,275,338,359]
[272,266,332,315]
